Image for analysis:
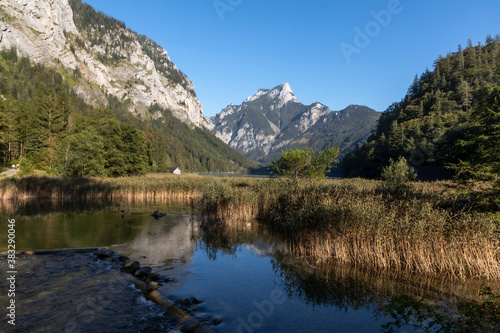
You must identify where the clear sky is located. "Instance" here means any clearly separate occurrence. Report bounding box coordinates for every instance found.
[82,0,500,117]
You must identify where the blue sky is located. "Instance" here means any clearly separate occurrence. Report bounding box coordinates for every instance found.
[83,0,500,117]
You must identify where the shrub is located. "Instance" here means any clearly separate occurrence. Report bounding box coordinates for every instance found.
[271,147,339,180]
[381,156,417,196]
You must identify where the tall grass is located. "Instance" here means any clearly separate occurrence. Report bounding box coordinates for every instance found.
[0,174,212,202]
[197,178,500,280]
[1,174,498,279]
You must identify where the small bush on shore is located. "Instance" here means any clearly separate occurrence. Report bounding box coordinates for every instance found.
[381,156,417,197]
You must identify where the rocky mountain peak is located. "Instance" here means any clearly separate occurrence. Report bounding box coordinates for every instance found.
[243,82,298,108]
[210,83,380,163]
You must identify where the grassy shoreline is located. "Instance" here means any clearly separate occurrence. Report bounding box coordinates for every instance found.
[0,173,209,202]
[195,177,500,280]
[1,174,499,279]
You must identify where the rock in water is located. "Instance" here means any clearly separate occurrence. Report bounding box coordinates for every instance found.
[121,261,140,274]
[95,248,114,258]
[135,266,153,280]
[150,211,167,218]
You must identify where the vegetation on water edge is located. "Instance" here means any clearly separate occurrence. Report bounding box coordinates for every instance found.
[195,177,500,280]
[1,174,499,280]
[0,173,213,201]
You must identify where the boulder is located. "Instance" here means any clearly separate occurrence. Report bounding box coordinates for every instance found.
[95,248,114,258]
[146,281,159,291]
[149,272,160,281]
[121,261,140,274]
[135,266,153,280]
[118,255,130,262]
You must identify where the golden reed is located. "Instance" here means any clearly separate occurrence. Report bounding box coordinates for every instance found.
[197,178,500,280]
[1,175,498,279]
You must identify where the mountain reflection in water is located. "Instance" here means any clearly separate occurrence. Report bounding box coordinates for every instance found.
[0,200,496,332]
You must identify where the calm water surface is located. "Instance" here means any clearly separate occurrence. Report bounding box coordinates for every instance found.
[0,201,487,332]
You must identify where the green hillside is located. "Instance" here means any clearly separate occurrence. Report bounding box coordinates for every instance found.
[0,49,255,176]
[343,36,500,181]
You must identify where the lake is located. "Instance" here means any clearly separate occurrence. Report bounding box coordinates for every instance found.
[0,200,492,332]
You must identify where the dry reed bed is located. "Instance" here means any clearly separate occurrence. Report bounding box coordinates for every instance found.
[2,175,498,279]
[198,179,500,280]
[0,174,214,202]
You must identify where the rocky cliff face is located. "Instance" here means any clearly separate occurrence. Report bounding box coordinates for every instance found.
[0,0,208,127]
[211,83,380,163]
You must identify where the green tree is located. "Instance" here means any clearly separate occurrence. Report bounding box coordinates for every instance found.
[121,124,149,175]
[271,147,339,179]
[64,127,106,177]
[381,156,417,196]
[450,85,500,184]
[302,147,339,179]
[26,84,70,170]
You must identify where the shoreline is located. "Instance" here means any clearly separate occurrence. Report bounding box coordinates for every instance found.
[2,174,499,280]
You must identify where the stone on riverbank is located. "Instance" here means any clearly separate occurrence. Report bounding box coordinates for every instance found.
[135,266,153,279]
[121,261,140,274]
[95,248,115,258]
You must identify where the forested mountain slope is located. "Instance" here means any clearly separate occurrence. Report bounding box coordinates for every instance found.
[343,36,500,180]
[0,49,254,175]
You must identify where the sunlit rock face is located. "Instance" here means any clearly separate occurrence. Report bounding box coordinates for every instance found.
[0,0,209,128]
[210,83,380,163]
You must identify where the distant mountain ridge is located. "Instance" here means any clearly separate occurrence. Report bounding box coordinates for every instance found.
[210,83,380,163]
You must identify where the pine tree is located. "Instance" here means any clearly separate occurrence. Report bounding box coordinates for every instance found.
[450,85,500,183]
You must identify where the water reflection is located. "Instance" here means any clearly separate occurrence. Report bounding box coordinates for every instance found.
[1,201,498,332]
[197,217,500,332]
[0,199,192,252]
[113,213,198,266]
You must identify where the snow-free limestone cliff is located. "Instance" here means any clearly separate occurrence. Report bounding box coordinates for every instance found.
[211,83,380,163]
[0,0,208,127]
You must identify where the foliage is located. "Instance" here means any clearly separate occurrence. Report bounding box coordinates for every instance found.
[0,48,150,177]
[381,287,500,332]
[196,177,500,279]
[0,49,254,175]
[381,156,417,196]
[271,147,339,179]
[448,85,500,185]
[271,147,313,179]
[63,128,106,177]
[119,103,255,173]
[343,36,500,180]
